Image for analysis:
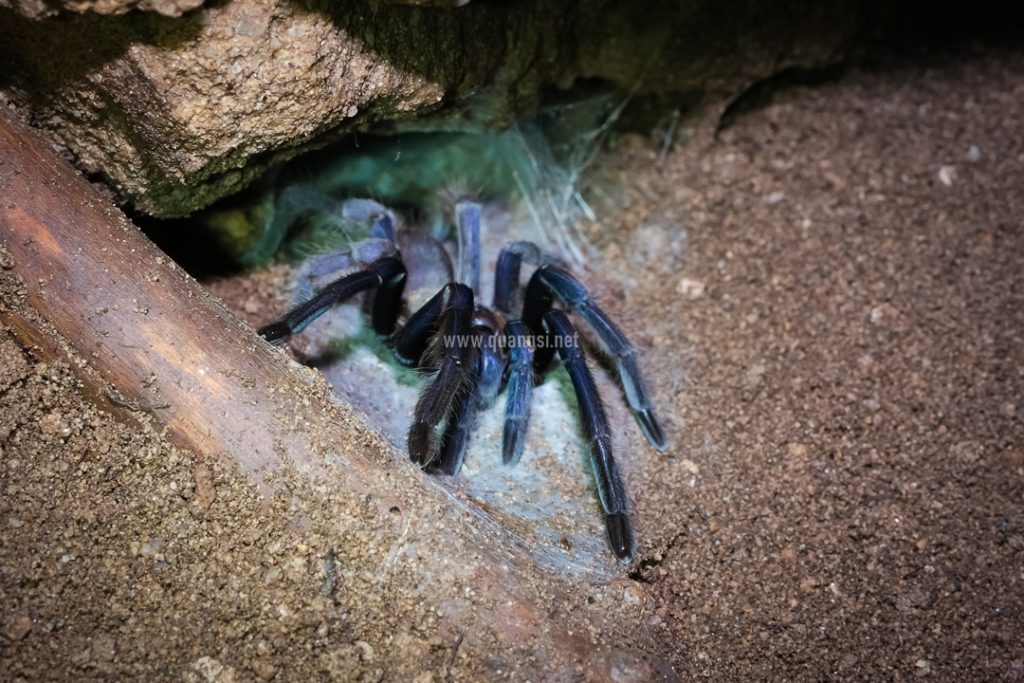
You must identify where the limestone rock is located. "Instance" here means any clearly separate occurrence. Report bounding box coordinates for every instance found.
[1,0,205,18]
[0,0,862,216]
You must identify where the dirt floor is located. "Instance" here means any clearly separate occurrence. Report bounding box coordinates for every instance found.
[3,47,1024,680]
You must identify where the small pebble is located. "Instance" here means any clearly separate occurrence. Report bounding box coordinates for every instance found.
[622,586,643,606]
[937,165,956,186]
[1,610,32,641]
[140,538,162,557]
[192,464,217,513]
[675,277,706,299]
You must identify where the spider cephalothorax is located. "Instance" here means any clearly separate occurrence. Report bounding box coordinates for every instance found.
[259,198,667,561]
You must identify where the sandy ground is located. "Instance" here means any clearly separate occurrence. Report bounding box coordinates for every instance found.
[3,48,1024,680]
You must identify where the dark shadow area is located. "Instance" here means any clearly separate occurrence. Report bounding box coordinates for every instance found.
[718,64,848,132]
[715,1,1023,131]
[134,211,241,281]
[874,0,1024,50]
[0,6,203,94]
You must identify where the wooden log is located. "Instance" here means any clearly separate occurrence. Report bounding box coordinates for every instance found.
[0,109,674,680]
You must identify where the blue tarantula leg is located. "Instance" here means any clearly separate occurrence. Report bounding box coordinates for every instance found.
[370,213,395,240]
[472,308,504,407]
[339,198,394,227]
[392,285,449,366]
[455,201,482,294]
[339,198,396,241]
[432,392,478,475]
[407,283,475,467]
[263,193,394,267]
[369,257,408,335]
[522,268,557,372]
[542,310,635,561]
[431,344,481,476]
[493,241,544,315]
[294,238,397,305]
[431,307,503,474]
[292,199,398,303]
[258,256,406,343]
[532,265,668,452]
[501,319,534,466]
[492,243,543,464]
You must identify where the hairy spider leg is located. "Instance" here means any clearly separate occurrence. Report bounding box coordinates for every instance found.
[454,200,501,404]
[392,283,448,366]
[492,243,547,466]
[454,198,503,399]
[400,283,476,467]
[370,214,395,240]
[522,268,557,372]
[500,319,534,466]
[493,248,520,315]
[299,238,396,281]
[370,260,409,335]
[292,197,398,304]
[430,305,504,475]
[261,193,396,267]
[294,238,397,304]
[472,308,504,404]
[455,201,482,294]
[431,343,481,476]
[425,199,503,474]
[492,241,544,315]
[530,265,668,452]
[276,189,394,226]
[258,256,406,343]
[337,198,397,236]
[542,310,636,561]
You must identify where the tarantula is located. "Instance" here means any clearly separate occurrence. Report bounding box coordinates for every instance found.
[258,198,667,561]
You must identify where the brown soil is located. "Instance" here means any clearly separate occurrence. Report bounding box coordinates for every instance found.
[3,49,1023,680]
